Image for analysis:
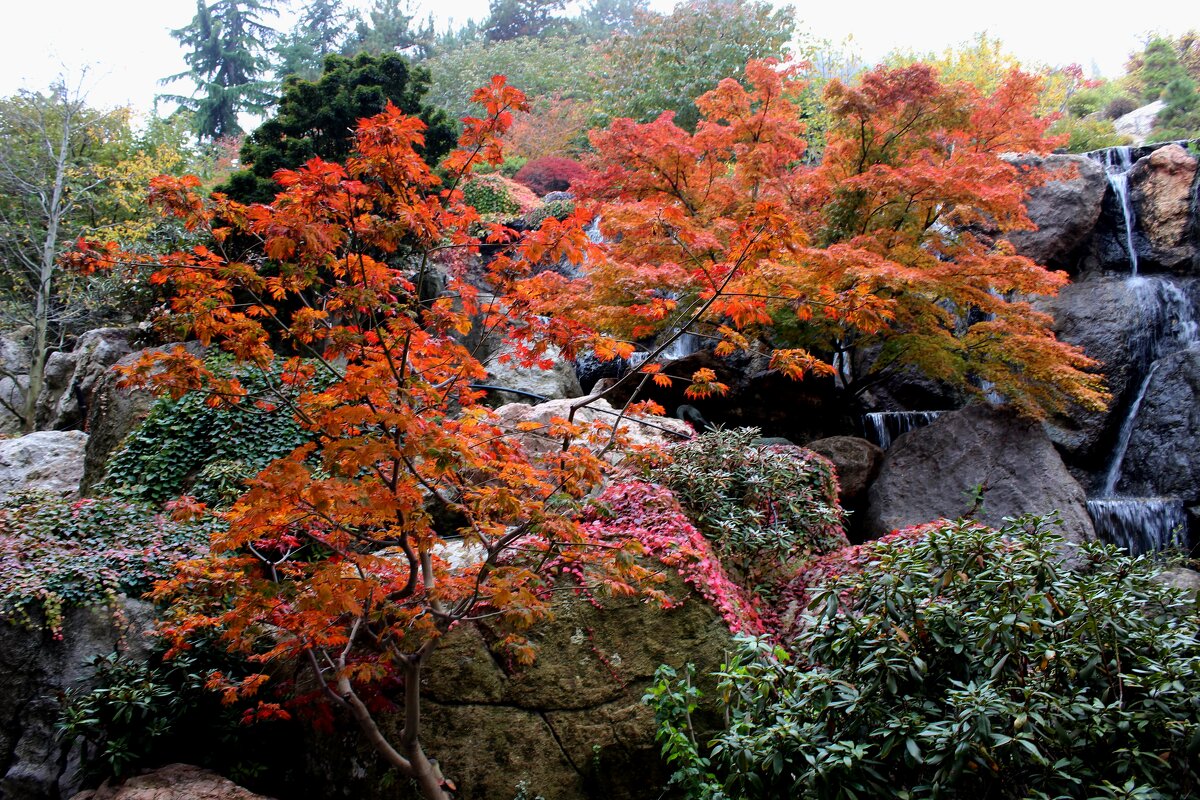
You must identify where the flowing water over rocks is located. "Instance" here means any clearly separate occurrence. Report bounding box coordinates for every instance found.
[863,411,945,450]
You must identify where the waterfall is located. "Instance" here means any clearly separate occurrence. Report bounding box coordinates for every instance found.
[1089,146,1139,275]
[1086,498,1189,555]
[1100,361,1160,496]
[863,411,944,450]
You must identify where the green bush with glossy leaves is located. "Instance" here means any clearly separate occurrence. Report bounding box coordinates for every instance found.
[649,517,1200,799]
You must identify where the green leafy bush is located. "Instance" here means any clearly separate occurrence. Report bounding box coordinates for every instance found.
[100,356,313,508]
[650,428,846,596]
[524,197,577,229]
[461,173,541,219]
[650,517,1200,799]
[0,493,214,635]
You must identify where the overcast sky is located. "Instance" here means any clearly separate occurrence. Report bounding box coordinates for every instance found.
[1,0,1194,120]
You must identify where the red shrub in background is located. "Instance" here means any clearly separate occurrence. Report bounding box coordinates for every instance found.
[514,156,589,196]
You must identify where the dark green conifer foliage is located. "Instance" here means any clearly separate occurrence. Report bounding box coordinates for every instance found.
[347,0,434,58]
[220,52,455,204]
[161,0,280,140]
[1139,37,1190,102]
[273,0,351,82]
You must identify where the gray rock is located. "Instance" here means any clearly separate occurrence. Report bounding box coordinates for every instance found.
[39,328,139,431]
[0,600,157,800]
[866,404,1095,545]
[1113,100,1165,145]
[1116,347,1200,501]
[0,430,88,501]
[483,342,582,406]
[0,331,32,434]
[804,435,883,504]
[1006,153,1106,269]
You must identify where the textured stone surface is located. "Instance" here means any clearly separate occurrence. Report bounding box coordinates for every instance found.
[39,328,139,431]
[0,600,157,800]
[71,764,273,800]
[300,579,735,800]
[1128,143,1199,273]
[0,430,88,501]
[483,342,582,406]
[1116,347,1200,501]
[804,435,883,504]
[866,405,1095,545]
[1113,101,1164,144]
[1006,153,1106,269]
[494,396,692,457]
[0,330,32,434]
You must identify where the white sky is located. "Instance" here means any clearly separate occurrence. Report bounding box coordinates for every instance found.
[0,0,1195,120]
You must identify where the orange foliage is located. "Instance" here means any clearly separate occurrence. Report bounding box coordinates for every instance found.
[72,84,663,800]
[567,59,1107,416]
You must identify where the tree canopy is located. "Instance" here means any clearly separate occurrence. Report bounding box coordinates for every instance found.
[220,51,455,204]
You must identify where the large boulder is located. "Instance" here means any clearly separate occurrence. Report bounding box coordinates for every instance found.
[80,342,204,495]
[37,328,139,431]
[494,396,692,457]
[803,435,882,505]
[70,764,273,800]
[0,600,157,800]
[0,430,88,501]
[866,405,1095,545]
[1113,101,1164,145]
[483,342,582,406]
[1114,347,1200,501]
[0,330,32,434]
[300,578,735,800]
[1006,153,1107,269]
[1128,143,1199,274]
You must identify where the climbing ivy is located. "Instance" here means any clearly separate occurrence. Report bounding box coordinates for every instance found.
[100,356,315,508]
[0,492,215,636]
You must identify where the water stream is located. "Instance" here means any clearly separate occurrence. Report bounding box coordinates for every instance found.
[1089,146,1139,274]
[863,411,945,450]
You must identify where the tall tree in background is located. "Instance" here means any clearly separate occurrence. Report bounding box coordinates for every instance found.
[348,0,434,59]
[221,52,455,204]
[576,0,649,39]
[1135,37,1190,103]
[162,0,280,140]
[274,0,351,81]
[483,0,568,41]
[596,0,794,130]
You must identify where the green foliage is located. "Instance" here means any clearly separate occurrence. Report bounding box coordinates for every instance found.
[483,0,568,41]
[221,51,454,204]
[1150,77,1200,142]
[0,493,213,636]
[650,517,1200,799]
[1049,115,1133,153]
[524,197,576,228]
[425,36,602,125]
[461,174,540,219]
[650,428,845,595]
[100,357,313,507]
[161,0,281,141]
[273,0,352,81]
[58,646,292,786]
[346,0,435,59]
[596,0,794,131]
[1136,37,1191,103]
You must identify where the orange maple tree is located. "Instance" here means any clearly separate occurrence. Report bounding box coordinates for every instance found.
[561,60,1107,417]
[73,79,661,799]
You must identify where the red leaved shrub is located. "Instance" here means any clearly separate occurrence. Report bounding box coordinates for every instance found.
[513,156,589,196]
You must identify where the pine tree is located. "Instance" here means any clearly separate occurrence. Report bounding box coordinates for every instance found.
[161,0,280,140]
[1151,77,1200,141]
[347,0,434,59]
[1138,37,1189,103]
[274,0,351,81]
[483,0,568,41]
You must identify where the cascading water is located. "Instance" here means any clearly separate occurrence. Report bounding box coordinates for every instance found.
[1086,275,1199,554]
[1085,498,1189,556]
[1089,146,1139,274]
[863,411,945,450]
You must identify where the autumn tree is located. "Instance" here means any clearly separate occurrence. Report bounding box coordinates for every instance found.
[73,80,660,799]
[566,60,1106,418]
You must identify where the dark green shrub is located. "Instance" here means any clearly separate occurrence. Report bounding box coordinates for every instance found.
[650,428,846,596]
[0,493,214,636]
[100,356,313,508]
[650,517,1200,799]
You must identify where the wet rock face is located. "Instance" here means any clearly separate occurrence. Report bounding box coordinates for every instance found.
[866,405,1095,545]
[803,436,883,505]
[1115,348,1200,502]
